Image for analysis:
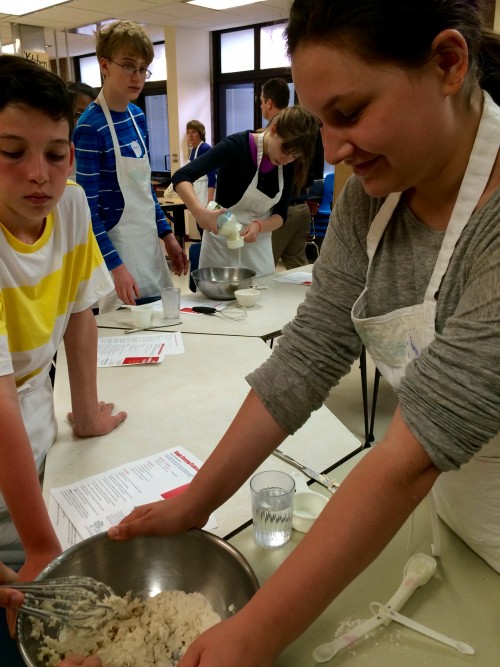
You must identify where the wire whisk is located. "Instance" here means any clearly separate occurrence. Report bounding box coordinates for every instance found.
[1,576,115,629]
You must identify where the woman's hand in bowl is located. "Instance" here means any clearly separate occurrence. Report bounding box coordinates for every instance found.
[59,656,104,667]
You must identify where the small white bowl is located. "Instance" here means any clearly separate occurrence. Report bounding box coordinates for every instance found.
[291,473,329,533]
[130,304,153,327]
[293,491,328,533]
[234,288,260,308]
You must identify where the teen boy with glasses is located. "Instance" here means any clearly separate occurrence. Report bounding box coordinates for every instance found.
[73,20,188,312]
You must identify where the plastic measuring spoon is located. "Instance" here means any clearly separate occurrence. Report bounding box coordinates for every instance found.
[313,614,386,662]
[313,553,437,663]
[370,603,475,655]
[384,552,437,615]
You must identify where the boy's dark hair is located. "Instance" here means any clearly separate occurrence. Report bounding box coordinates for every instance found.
[67,81,98,99]
[0,55,74,136]
[261,78,290,110]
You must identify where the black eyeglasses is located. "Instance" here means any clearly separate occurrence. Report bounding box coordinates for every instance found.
[109,59,152,80]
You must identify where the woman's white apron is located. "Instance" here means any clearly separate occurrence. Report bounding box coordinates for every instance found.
[199,132,283,277]
[0,370,56,562]
[351,92,500,572]
[97,93,172,313]
[192,143,209,207]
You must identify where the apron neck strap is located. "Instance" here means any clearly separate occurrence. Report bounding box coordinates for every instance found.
[97,91,147,156]
[256,131,266,169]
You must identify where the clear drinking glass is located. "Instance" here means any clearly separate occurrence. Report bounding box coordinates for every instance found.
[161,287,181,319]
[250,470,295,548]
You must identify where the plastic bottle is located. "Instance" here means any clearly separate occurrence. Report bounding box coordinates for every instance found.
[206,201,244,249]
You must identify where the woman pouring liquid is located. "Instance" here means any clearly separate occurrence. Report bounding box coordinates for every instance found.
[173,106,318,276]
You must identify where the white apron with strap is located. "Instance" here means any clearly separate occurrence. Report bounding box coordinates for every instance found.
[97,93,172,313]
[351,92,500,572]
[199,131,283,277]
[192,143,209,207]
[0,370,56,562]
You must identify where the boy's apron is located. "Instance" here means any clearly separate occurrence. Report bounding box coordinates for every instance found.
[199,132,283,277]
[97,93,172,313]
[0,371,56,563]
[351,92,500,572]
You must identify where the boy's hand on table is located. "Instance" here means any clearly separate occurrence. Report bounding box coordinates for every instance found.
[164,234,189,275]
[68,401,127,437]
[111,264,140,305]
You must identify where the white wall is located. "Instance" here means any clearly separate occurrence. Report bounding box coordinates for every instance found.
[164,26,212,175]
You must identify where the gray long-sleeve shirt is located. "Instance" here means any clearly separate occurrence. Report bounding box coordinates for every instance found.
[248,176,500,472]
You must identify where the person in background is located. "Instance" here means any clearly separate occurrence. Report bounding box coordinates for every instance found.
[0,55,126,663]
[185,119,216,237]
[67,82,97,180]
[258,77,290,122]
[259,78,319,269]
[67,81,97,121]
[74,20,188,312]
[108,1,500,666]
[173,106,318,277]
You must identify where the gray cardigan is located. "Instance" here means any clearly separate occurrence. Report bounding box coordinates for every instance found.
[248,176,500,472]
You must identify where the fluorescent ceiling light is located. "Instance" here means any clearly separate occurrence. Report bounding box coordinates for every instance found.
[187,0,265,10]
[0,0,70,15]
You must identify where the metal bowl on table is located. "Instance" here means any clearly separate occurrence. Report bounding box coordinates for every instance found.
[18,530,259,666]
[191,267,256,300]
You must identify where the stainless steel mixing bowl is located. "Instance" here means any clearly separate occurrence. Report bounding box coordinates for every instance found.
[191,267,256,300]
[18,530,259,666]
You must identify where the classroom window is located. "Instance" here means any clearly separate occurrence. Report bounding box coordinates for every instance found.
[220,28,254,73]
[260,24,289,69]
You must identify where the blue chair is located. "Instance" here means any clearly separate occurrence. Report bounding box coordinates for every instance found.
[315,172,334,239]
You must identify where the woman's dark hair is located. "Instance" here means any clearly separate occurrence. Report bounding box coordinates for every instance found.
[286,0,500,104]
[0,55,74,136]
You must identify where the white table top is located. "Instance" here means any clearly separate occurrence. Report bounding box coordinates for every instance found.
[96,266,313,340]
[231,451,500,667]
[158,194,185,207]
[45,332,361,540]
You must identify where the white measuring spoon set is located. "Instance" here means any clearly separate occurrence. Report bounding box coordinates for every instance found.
[312,553,475,662]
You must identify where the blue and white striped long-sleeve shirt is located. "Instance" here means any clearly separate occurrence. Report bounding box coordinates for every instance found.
[74,102,171,271]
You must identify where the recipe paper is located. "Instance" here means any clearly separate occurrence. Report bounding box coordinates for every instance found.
[273,272,312,285]
[49,447,216,550]
[97,333,184,367]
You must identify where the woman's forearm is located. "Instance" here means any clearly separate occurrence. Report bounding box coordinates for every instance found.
[236,411,441,657]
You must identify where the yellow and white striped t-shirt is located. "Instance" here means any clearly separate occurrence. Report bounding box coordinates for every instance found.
[0,182,114,387]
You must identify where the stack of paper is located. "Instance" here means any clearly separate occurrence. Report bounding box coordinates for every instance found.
[97,333,184,367]
[273,272,312,285]
[48,447,216,550]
